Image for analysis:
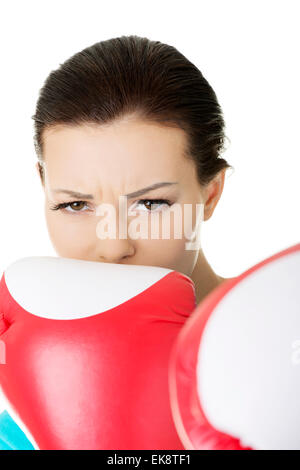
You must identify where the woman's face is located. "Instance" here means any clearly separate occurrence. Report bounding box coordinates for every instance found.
[39,118,212,277]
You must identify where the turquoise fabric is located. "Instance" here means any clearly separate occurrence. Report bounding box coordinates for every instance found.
[0,410,34,450]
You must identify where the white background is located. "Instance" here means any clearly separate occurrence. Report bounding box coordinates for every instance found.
[0,0,299,279]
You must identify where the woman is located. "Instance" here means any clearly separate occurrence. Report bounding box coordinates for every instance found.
[34,34,234,305]
[0,35,234,449]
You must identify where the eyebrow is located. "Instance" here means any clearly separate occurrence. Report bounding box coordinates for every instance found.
[53,182,179,200]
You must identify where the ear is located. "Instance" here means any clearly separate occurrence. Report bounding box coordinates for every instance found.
[35,162,44,186]
[203,169,226,221]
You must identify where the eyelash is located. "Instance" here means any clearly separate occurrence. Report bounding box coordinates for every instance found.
[49,199,172,213]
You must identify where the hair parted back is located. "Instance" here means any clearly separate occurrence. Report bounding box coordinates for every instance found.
[32,35,233,186]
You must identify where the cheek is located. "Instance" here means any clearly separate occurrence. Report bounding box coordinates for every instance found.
[157,203,203,240]
[45,210,94,254]
[135,237,197,276]
[131,206,202,273]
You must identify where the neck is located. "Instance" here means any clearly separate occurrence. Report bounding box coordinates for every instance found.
[190,249,224,305]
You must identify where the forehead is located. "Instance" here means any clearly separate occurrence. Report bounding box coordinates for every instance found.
[42,120,192,188]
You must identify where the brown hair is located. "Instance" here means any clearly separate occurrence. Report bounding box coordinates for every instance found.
[32,35,233,186]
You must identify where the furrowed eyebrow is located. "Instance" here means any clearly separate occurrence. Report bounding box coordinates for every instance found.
[52,189,94,199]
[53,182,178,200]
[124,182,178,198]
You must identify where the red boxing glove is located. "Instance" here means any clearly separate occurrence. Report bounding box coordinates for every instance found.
[0,256,196,450]
[169,243,300,450]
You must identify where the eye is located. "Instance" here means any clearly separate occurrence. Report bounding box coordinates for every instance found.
[134,199,172,212]
[49,201,90,213]
[49,198,172,214]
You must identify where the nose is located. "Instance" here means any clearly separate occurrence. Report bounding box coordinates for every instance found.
[96,238,135,264]
[93,200,136,263]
